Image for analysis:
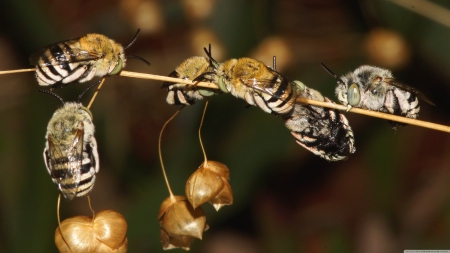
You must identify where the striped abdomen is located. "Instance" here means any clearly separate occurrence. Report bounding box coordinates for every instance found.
[250,77,297,116]
[34,41,98,88]
[44,138,99,200]
[283,87,356,161]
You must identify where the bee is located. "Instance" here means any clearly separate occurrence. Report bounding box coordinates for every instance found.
[322,64,435,128]
[162,45,219,105]
[42,85,99,199]
[30,29,150,89]
[284,82,356,161]
[197,53,355,161]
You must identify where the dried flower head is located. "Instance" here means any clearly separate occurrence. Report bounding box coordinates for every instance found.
[158,195,208,250]
[54,210,128,253]
[185,160,233,211]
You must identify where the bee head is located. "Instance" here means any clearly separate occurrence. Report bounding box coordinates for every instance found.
[110,29,150,76]
[320,63,359,105]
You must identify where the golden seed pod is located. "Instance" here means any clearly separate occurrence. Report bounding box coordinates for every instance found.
[185,160,233,211]
[55,210,128,253]
[158,195,208,250]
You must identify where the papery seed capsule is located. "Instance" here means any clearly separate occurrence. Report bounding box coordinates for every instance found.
[158,195,208,250]
[54,210,128,253]
[185,161,233,210]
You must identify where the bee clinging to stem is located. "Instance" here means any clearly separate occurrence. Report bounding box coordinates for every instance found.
[41,81,101,199]
[194,50,355,161]
[30,29,150,89]
[162,44,219,105]
[322,63,435,128]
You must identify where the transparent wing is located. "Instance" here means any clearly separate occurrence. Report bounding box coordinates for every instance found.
[241,76,302,102]
[47,128,84,199]
[385,78,435,106]
[29,39,102,67]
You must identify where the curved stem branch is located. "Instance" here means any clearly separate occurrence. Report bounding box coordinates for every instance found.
[119,70,450,134]
[199,101,209,167]
[158,106,185,200]
[0,68,35,75]
[86,78,106,110]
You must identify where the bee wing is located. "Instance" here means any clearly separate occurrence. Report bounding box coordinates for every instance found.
[29,39,102,67]
[241,75,304,102]
[46,128,84,199]
[241,77,283,98]
[66,128,84,185]
[385,78,435,106]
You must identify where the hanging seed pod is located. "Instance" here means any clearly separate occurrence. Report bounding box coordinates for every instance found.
[158,195,208,250]
[185,160,233,211]
[54,210,128,253]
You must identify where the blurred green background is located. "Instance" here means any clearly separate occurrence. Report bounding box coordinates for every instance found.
[1,0,450,252]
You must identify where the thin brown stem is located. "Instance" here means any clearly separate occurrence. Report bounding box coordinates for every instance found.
[2,67,448,133]
[120,70,218,89]
[86,78,106,110]
[87,196,95,220]
[295,97,450,133]
[0,68,36,75]
[199,101,209,167]
[159,106,185,201]
[120,70,450,133]
[57,194,72,252]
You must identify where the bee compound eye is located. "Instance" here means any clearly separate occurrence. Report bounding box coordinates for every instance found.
[347,83,360,106]
[198,89,215,97]
[218,76,230,93]
[109,59,124,75]
[293,80,305,91]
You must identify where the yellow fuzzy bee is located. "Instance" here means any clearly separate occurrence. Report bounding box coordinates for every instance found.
[30,29,149,89]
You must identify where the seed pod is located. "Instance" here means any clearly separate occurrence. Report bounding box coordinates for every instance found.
[185,160,233,211]
[158,195,208,250]
[54,210,128,253]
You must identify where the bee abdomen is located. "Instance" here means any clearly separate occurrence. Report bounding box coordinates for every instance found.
[164,85,202,105]
[284,102,356,161]
[247,78,296,116]
[35,42,97,87]
[48,150,97,199]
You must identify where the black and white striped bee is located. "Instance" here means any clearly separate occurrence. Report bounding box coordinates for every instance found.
[196,53,355,161]
[30,29,149,89]
[162,45,219,105]
[322,64,435,128]
[283,81,355,161]
[42,87,99,199]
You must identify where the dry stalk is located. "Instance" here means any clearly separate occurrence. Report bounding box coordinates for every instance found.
[119,70,450,134]
[2,68,448,133]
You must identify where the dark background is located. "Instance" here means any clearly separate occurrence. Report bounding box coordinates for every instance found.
[0,0,450,252]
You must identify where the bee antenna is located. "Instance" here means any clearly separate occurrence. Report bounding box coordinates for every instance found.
[126,54,151,66]
[78,80,102,103]
[123,29,141,50]
[320,63,345,84]
[273,56,277,70]
[39,90,65,105]
[203,44,220,67]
